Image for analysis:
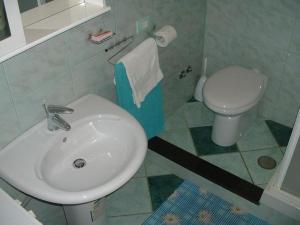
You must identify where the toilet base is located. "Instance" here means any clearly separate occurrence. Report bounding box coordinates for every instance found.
[211,105,258,147]
[212,114,241,147]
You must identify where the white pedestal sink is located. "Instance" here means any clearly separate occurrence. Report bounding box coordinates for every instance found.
[0,95,147,225]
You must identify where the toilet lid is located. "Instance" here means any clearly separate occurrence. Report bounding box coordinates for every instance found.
[203,66,266,110]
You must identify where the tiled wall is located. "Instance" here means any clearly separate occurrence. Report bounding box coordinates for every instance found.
[203,0,300,127]
[0,0,207,204]
[0,0,207,151]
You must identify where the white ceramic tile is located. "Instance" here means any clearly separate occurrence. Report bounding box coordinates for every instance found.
[25,198,67,225]
[201,152,252,182]
[183,102,214,128]
[242,148,283,185]
[108,213,151,225]
[134,163,146,178]
[144,154,171,177]
[159,128,197,156]
[237,119,278,151]
[106,177,152,216]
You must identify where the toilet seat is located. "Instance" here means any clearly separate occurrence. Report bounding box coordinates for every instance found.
[203,66,267,115]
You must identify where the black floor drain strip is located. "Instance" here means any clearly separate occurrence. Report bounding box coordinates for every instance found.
[148,136,263,205]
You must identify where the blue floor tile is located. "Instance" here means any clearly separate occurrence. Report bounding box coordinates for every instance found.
[265,120,292,147]
[187,97,198,103]
[148,175,184,211]
[190,126,239,155]
[106,178,152,216]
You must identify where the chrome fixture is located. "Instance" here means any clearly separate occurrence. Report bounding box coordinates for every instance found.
[43,104,74,131]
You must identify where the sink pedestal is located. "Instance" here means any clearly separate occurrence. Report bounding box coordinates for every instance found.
[63,199,107,225]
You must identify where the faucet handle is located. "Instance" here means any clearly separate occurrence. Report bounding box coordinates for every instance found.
[51,114,71,131]
[43,104,74,114]
[43,104,50,118]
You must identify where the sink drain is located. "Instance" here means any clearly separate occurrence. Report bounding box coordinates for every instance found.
[257,156,276,170]
[73,159,86,169]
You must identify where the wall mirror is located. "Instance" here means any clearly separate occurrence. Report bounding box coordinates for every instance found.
[18,0,55,13]
[0,0,110,61]
[20,0,86,28]
[0,0,11,41]
[0,0,26,59]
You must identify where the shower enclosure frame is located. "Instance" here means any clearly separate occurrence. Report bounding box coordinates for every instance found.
[262,109,300,221]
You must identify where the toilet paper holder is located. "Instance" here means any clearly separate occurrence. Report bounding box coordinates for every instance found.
[106,26,156,65]
[106,24,173,65]
[106,35,135,65]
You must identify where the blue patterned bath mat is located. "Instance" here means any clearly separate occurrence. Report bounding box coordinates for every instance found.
[143,180,270,225]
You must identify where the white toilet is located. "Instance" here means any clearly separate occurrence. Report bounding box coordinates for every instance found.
[202,66,268,146]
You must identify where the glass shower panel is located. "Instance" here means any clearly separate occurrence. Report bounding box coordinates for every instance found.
[281,134,300,197]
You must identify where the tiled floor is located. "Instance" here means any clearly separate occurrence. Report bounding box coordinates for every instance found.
[107,157,185,225]
[19,155,184,225]
[2,151,298,225]
[159,100,293,188]
[0,101,295,225]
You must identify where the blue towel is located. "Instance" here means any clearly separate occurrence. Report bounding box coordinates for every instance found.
[114,63,164,139]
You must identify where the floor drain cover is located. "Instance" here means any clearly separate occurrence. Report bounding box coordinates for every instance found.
[257,156,276,170]
[73,158,86,169]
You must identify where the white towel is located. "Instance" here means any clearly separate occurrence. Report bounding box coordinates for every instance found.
[119,38,163,108]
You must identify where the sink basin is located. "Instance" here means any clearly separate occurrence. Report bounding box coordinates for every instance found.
[40,115,140,193]
[0,95,147,204]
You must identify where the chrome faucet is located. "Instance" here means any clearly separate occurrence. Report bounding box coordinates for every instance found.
[43,104,74,131]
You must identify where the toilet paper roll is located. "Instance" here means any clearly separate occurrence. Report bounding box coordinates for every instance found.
[154,25,177,47]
